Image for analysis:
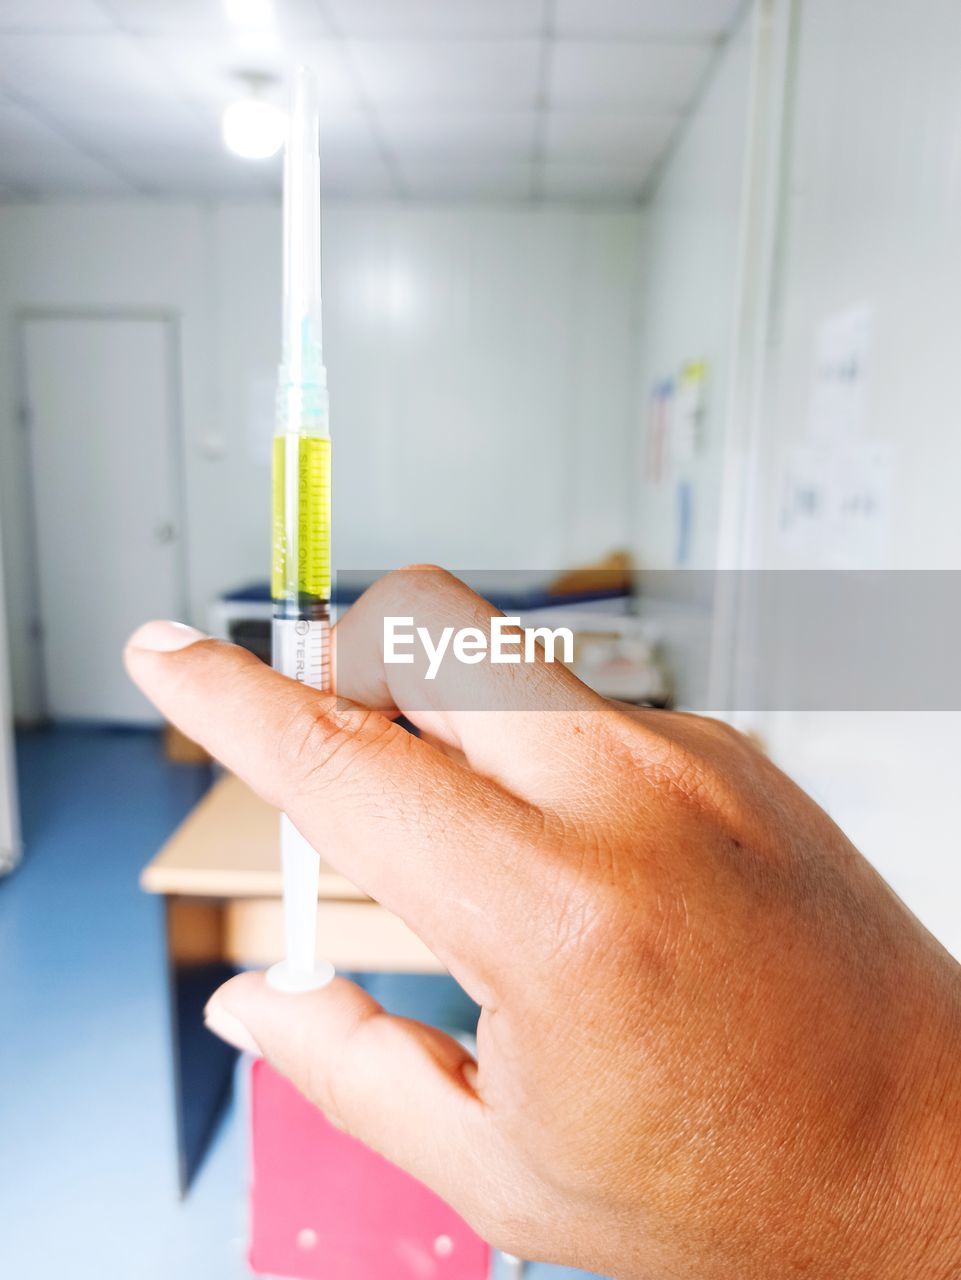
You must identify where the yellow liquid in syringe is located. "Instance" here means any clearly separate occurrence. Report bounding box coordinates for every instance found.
[271,435,331,602]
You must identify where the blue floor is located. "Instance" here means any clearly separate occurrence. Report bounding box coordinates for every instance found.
[0,727,601,1280]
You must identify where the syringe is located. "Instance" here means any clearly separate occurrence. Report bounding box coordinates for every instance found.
[267,65,335,994]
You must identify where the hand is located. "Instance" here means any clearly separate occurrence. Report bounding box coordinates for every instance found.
[125,569,961,1280]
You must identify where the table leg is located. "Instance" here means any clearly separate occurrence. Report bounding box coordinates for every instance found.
[165,897,239,1195]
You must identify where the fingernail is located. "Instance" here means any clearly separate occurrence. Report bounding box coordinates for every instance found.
[204,1000,263,1057]
[127,620,208,653]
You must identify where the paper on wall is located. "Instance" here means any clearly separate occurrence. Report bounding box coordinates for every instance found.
[672,360,708,464]
[780,439,894,567]
[809,304,873,441]
[781,303,891,566]
[644,379,673,486]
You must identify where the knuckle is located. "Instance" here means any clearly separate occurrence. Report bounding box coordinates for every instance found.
[380,563,454,598]
[602,705,737,809]
[643,742,715,807]
[370,564,466,620]
[605,710,720,814]
[692,712,754,753]
[277,699,392,795]
[709,715,747,743]
[396,561,448,576]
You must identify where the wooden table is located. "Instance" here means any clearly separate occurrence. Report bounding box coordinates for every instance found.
[141,772,443,1193]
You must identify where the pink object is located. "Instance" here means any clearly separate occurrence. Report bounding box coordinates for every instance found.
[249,1060,491,1280]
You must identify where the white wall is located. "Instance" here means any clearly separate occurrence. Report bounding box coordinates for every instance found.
[754,0,961,571]
[633,9,754,570]
[0,201,643,720]
[628,0,961,959]
[744,0,961,959]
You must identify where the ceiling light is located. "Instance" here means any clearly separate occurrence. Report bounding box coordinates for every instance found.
[223,0,274,24]
[223,94,285,160]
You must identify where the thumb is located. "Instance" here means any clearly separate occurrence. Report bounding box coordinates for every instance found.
[205,972,488,1204]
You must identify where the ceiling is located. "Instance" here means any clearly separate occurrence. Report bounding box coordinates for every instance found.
[0,0,744,203]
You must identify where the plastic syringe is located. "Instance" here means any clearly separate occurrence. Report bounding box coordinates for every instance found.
[267,65,335,994]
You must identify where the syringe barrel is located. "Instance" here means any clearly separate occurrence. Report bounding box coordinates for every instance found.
[272,64,331,621]
[271,65,334,993]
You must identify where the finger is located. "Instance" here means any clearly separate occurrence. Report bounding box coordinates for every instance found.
[332,567,606,799]
[205,972,494,1216]
[124,622,541,996]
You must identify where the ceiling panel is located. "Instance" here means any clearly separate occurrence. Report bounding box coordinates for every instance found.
[95,0,229,36]
[135,36,289,108]
[0,33,177,106]
[546,109,678,162]
[52,93,214,153]
[0,0,733,201]
[108,142,274,196]
[97,0,329,38]
[399,156,533,199]
[555,0,742,39]
[549,39,713,109]
[317,105,381,157]
[142,36,354,109]
[541,158,650,201]
[380,109,536,159]
[0,101,132,195]
[321,152,395,198]
[324,0,546,38]
[350,38,541,105]
[317,104,395,192]
[298,40,363,107]
[0,0,113,31]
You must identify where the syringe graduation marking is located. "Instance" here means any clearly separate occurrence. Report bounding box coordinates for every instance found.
[272,435,331,604]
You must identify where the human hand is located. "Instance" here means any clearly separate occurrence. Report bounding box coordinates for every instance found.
[125,570,961,1280]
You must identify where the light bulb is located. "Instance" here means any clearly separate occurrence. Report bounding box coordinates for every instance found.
[222,97,285,160]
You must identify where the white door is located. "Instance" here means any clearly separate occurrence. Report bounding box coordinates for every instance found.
[22,315,185,723]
